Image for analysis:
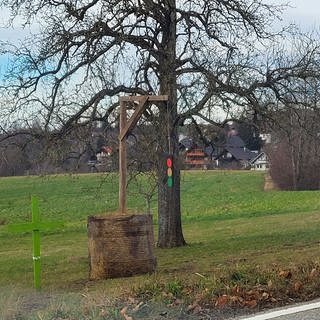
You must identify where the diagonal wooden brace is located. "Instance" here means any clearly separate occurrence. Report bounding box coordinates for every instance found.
[119,96,149,141]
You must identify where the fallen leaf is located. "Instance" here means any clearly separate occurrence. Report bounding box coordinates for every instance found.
[215,295,229,307]
[294,281,303,292]
[99,309,107,317]
[187,303,202,314]
[187,303,196,311]
[246,290,254,296]
[132,301,144,312]
[245,300,257,308]
[309,268,317,279]
[279,270,292,279]
[167,298,184,307]
[195,272,206,279]
[232,285,241,294]
[128,297,137,304]
[120,307,133,320]
[230,295,243,305]
[173,298,184,305]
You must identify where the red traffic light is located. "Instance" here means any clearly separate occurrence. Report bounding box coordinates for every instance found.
[166,158,172,168]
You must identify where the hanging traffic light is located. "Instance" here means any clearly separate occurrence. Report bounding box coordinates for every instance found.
[166,156,173,188]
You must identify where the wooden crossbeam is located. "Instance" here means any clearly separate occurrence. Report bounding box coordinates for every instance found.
[119,95,168,102]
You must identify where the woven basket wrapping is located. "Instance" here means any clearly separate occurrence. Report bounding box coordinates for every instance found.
[87,214,156,280]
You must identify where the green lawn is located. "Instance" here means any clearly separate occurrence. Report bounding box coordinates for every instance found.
[0,171,319,318]
[1,171,319,224]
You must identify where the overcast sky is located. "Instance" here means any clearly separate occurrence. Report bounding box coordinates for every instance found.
[283,0,320,30]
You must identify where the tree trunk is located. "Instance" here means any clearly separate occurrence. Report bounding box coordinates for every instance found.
[157,0,186,248]
[156,114,186,248]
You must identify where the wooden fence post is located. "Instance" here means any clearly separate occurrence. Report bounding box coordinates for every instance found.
[119,100,127,214]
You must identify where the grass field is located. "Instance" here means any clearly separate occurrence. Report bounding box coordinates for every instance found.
[0,171,320,319]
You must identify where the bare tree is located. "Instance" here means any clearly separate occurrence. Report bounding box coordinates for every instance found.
[267,78,320,190]
[1,0,320,247]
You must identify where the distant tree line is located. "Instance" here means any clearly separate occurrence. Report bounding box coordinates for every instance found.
[0,119,263,177]
[2,109,320,192]
[267,108,320,190]
[0,126,95,176]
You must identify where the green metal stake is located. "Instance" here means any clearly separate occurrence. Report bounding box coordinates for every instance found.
[31,196,41,290]
[8,196,63,290]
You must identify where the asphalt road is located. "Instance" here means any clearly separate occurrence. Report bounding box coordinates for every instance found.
[238,300,320,320]
[272,309,320,320]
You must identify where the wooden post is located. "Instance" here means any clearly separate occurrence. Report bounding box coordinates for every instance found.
[118,95,168,214]
[119,100,127,214]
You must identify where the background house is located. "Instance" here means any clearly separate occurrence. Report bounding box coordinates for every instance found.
[214,135,258,169]
[250,151,269,171]
[179,133,260,170]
